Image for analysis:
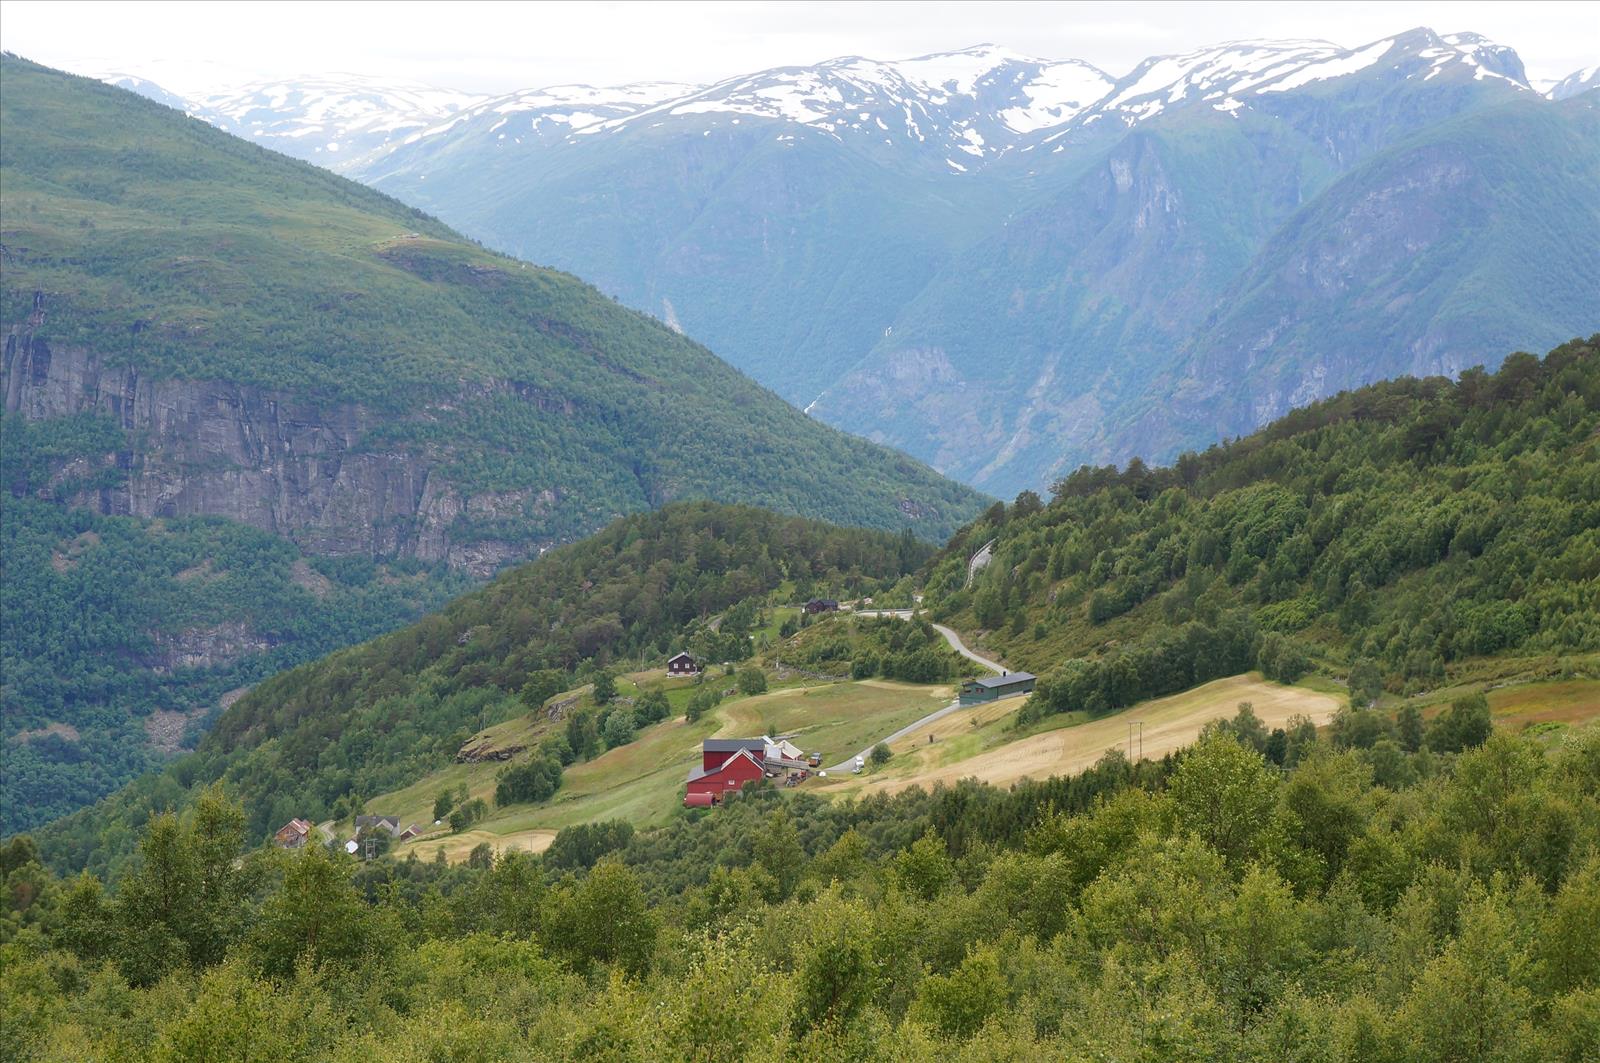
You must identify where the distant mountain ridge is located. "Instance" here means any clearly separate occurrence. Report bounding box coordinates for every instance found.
[81,34,1600,494]
[97,34,1586,174]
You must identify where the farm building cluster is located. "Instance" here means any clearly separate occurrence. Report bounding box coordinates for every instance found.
[684,735,819,806]
[274,813,424,858]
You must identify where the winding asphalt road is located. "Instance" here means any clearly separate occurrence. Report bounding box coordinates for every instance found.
[854,610,1007,673]
[822,611,1005,773]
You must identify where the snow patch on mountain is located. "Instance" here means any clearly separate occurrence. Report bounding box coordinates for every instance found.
[1091,40,1343,122]
[1545,64,1600,100]
[1256,38,1394,92]
[997,61,1115,132]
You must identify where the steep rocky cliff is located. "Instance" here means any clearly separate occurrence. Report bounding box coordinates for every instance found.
[3,315,551,577]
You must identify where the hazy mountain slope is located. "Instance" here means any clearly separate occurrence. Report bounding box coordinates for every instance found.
[0,56,986,565]
[356,47,1093,403]
[1547,64,1600,100]
[819,29,1558,490]
[1149,94,1600,453]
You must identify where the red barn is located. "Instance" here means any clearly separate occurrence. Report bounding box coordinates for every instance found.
[699,738,766,772]
[685,747,766,804]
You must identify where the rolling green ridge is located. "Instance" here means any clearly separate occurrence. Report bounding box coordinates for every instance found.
[925,337,1600,711]
[29,503,929,876]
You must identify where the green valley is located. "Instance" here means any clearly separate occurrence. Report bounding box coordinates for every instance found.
[29,503,933,877]
[0,56,986,831]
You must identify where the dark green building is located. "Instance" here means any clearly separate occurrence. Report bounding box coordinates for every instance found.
[958,672,1036,706]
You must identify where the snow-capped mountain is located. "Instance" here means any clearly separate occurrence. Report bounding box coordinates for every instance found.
[1052,28,1530,136]
[88,71,491,171]
[551,46,1114,172]
[74,31,1597,494]
[99,73,197,114]
[368,80,699,163]
[84,32,1537,175]
[1546,64,1600,100]
[361,31,1534,175]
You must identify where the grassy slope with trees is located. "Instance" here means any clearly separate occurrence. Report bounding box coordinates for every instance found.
[925,337,1600,720]
[30,503,931,877]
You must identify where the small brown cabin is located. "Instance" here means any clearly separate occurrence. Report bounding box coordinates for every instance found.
[274,818,312,849]
[666,651,702,676]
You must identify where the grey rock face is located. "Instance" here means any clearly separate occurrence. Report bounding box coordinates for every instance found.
[3,325,550,578]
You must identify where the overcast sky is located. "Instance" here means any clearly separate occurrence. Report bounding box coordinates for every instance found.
[3,0,1596,96]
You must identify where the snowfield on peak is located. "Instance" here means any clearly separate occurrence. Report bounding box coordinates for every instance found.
[997,60,1118,133]
[1255,39,1395,93]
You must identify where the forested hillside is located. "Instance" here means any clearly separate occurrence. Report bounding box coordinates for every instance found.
[927,338,1600,716]
[31,504,929,876]
[0,414,470,833]
[5,715,1598,1059]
